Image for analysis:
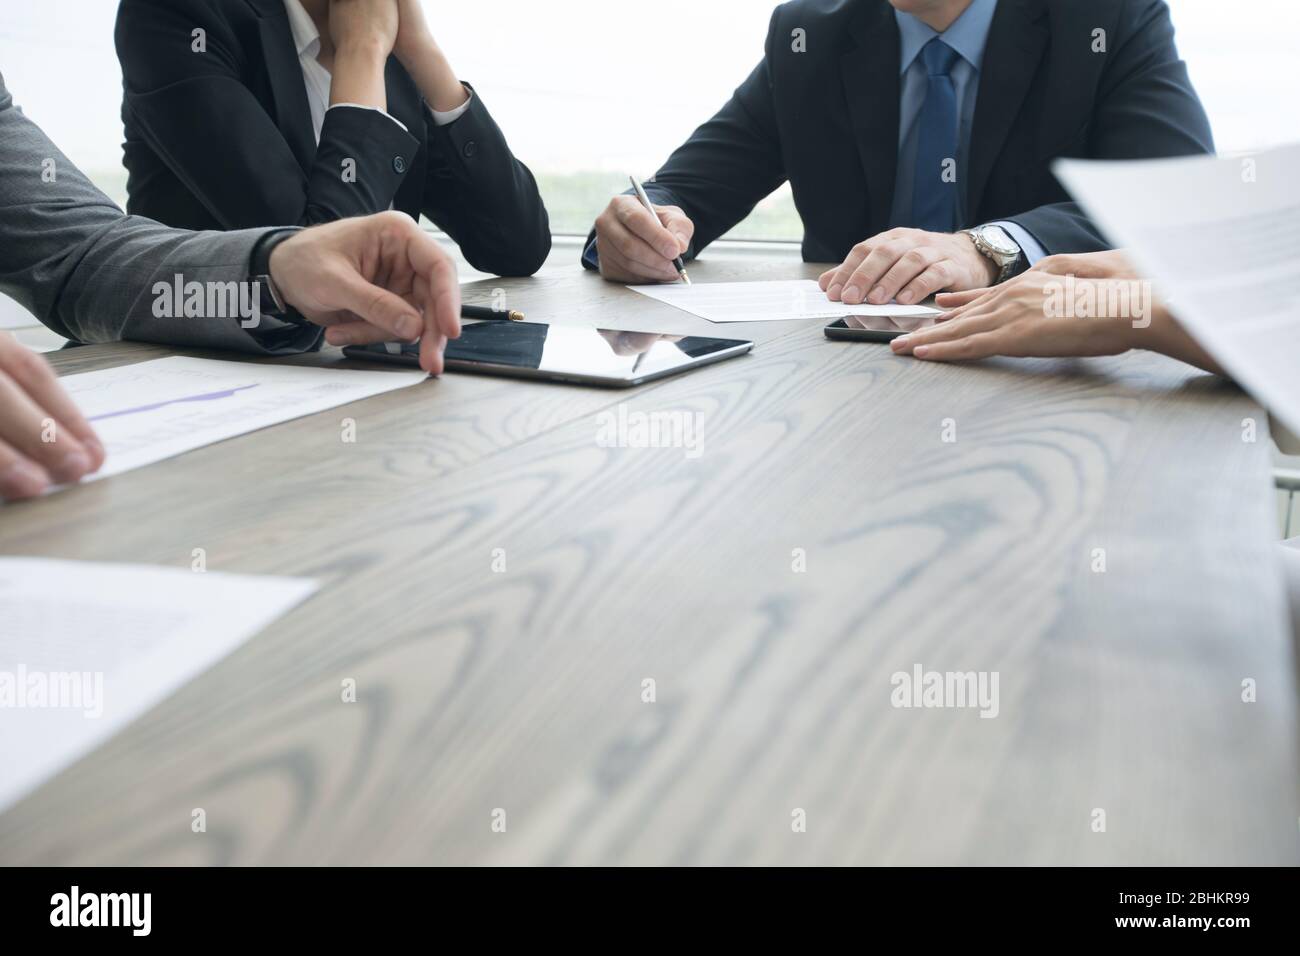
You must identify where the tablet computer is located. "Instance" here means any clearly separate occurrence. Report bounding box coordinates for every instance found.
[342,321,753,388]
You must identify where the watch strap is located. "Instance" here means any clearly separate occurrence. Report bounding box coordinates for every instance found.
[249,228,300,322]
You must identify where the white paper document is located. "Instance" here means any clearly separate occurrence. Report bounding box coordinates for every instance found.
[0,558,317,813]
[62,356,427,484]
[628,279,942,323]
[1055,145,1300,434]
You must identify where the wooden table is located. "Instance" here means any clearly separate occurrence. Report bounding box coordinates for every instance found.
[1,255,1296,865]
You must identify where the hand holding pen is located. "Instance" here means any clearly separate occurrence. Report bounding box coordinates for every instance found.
[627,176,690,285]
[588,179,696,284]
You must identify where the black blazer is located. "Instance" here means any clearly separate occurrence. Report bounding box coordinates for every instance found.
[115,0,550,277]
[601,0,1213,266]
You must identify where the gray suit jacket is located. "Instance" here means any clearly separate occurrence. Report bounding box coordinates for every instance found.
[0,71,319,353]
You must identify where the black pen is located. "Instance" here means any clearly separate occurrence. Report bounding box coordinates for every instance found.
[629,175,691,285]
[462,304,524,321]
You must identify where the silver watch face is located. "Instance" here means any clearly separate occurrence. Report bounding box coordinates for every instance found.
[977,226,1020,259]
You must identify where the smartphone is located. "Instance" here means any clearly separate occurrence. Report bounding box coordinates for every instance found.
[824,315,942,343]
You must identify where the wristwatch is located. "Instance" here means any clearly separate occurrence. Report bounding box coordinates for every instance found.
[249,228,299,323]
[963,224,1023,284]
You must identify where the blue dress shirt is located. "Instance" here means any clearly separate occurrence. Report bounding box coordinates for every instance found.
[892,0,1046,263]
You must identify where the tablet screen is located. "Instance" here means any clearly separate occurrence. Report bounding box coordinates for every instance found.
[440,321,748,382]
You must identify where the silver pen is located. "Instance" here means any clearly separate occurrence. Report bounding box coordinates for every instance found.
[628,175,691,285]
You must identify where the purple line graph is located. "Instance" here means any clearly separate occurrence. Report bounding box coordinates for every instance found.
[87,384,261,423]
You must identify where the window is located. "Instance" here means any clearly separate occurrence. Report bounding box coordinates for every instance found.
[1,0,1295,243]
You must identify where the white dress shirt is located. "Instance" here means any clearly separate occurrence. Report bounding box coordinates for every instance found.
[282,0,470,143]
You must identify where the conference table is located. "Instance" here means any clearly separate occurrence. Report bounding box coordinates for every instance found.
[1,251,1296,866]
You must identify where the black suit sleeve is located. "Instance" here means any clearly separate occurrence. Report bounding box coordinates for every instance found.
[115,0,419,229]
[1004,0,1214,254]
[582,8,787,266]
[646,56,787,259]
[420,88,551,277]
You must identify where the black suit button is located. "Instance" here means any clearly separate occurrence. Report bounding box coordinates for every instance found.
[393,155,407,174]
[463,140,477,158]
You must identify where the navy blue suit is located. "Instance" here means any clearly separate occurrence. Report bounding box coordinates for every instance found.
[586,0,1214,268]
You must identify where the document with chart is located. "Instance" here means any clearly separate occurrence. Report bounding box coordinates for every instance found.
[0,558,318,813]
[1056,144,1300,434]
[59,356,428,485]
[628,279,942,323]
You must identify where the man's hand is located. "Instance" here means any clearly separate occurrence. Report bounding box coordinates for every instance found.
[0,333,105,501]
[818,228,999,306]
[593,195,694,284]
[269,211,462,374]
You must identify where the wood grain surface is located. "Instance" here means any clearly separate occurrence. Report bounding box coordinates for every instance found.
[0,255,1295,865]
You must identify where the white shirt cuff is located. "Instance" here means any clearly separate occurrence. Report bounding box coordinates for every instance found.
[327,102,409,134]
[429,89,472,126]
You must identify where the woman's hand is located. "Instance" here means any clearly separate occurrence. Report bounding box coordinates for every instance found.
[890,271,1139,362]
[929,249,1140,312]
[328,0,399,57]
[393,0,435,64]
[326,0,399,110]
[392,0,469,112]
[1033,249,1139,281]
[890,264,1223,375]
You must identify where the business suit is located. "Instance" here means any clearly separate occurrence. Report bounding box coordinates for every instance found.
[115,0,550,277]
[597,0,1213,267]
[0,71,316,354]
